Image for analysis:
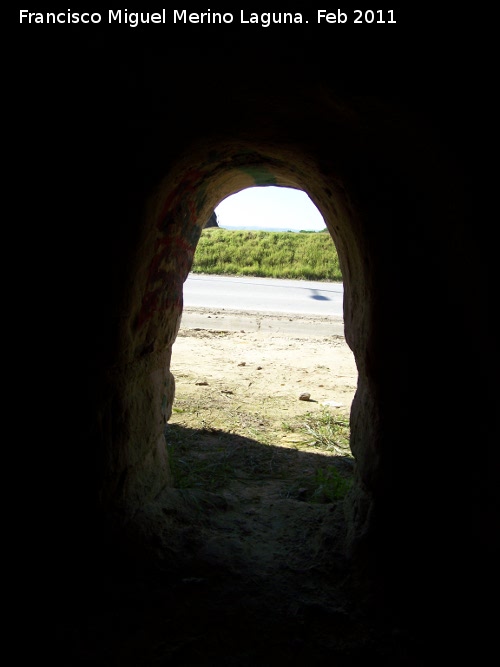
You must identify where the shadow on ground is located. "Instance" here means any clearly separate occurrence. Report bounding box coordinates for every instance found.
[51,426,425,666]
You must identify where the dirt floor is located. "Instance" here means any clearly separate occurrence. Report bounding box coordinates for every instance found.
[149,308,422,665]
[170,307,357,447]
[56,308,426,665]
[168,306,357,524]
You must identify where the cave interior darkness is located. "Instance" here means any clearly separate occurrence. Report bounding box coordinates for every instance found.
[15,17,495,664]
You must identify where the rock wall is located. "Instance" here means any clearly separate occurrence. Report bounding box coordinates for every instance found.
[204,211,219,228]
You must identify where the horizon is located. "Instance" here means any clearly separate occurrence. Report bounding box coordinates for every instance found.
[215,186,326,232]
[218,224,326,233]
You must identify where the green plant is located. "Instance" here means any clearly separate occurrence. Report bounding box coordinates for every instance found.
[165,425,234,491]
[311,465,353,503]
[281,420,295,432]
[297,410,352,456]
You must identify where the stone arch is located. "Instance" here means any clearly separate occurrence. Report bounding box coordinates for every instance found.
[100,137,391,566]
[56,71,482,641]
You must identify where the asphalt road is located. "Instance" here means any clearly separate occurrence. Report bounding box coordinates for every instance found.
[180,274,346,337]
[183,274,344,316]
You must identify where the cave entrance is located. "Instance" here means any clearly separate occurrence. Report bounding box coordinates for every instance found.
[101,147,375,642]
[166,185,358,507]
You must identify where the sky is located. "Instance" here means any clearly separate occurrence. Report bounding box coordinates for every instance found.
[214,186,326,232]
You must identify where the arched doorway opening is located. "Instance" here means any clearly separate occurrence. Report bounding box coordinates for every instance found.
[111,147,376,573]
[168,185,357,514]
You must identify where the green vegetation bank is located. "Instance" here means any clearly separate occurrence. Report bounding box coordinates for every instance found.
[192,228,342,281]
